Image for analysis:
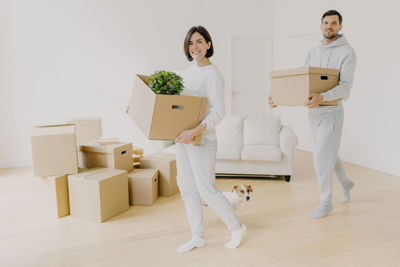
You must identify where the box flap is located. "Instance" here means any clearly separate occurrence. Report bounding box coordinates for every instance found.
[270,67,339,78]
[128,74,157,137]
[80,142,132,154]
[309,67,339,76]
[128,168,158,178]
[71,167,126,181]
[32,124,75,136]
[85,168,126,181]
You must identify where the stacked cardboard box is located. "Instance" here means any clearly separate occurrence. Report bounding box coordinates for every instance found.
[30,124,78,219]
[127,168,158,205]
[67,117,102,168]
[80,141,133,171]
[67,117,102,145]
[31,124,78,177]
[68,168,129,222]
[140,153,178,197]
[33,174,70,218]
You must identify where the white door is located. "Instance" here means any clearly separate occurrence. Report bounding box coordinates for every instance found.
[230,37,272,116]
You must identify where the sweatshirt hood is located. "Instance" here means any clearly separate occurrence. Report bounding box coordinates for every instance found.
[320,34,348,48]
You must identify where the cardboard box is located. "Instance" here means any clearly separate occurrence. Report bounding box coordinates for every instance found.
[31,124,78,177]
[132,154,141,163]
[127,168,158,205]
[132,146,144,156]
[128,74,208,140]
[33,175,70,218]
[80,141,133,171]
[140,153,178,197]
[68,168,129,222]
[66,117,102,145]
[66,118,102,169]
[270,67,339,106]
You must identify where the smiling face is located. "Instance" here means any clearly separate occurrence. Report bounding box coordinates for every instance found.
[188,32,211,62]
[321,15,342,40]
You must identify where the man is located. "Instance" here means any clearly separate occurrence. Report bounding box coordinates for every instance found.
[270,10,356,218]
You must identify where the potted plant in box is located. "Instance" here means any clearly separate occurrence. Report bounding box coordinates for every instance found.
[148,70,184,95]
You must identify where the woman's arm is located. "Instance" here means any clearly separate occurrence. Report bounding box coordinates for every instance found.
[200,70,225,130]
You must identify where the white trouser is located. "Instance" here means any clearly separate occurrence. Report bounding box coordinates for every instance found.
[309,109,352,204]
[176,139,241,238]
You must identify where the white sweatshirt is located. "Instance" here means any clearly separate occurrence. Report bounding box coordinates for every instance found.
[179,63,225,141]
[305,34,357,113]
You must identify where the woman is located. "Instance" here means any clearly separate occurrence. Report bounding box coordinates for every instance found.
[175,26,246,253]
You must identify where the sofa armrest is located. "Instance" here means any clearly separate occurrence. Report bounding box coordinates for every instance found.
[279,125,298,156]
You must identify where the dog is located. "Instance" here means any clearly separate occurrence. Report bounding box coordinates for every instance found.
[223,184,253,210]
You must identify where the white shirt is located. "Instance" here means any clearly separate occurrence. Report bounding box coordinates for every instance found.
[179,63,225,141]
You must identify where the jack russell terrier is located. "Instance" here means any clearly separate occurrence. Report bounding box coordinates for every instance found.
[223,184,253,210]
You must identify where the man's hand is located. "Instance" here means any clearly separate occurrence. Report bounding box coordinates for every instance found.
[175,129,196,144]
[268,95,277,108]
[305,93,323,108]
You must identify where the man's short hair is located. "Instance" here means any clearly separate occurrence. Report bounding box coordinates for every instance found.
[322,10,343,24]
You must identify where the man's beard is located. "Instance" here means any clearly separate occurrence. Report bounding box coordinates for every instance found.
[324,32,338,39]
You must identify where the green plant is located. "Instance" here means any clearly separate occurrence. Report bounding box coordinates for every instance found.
[148,70,184,95]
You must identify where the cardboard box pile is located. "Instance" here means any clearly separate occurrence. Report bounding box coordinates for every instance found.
[127,74,208,140]
[30,116,168,222]
[270,66,339,106]
[127,169,158,205]
[32,79,204,218]
[140,153,178,197]
[68,168,129,222]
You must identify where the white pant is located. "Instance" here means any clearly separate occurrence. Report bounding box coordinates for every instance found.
[176,139,241,237]
[309,110,352,204]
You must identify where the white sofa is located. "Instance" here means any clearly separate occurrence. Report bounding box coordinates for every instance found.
[160,115,298,182]
[212,115,298,181]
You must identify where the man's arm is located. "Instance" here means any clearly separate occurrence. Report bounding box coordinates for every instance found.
[321,49,357,102]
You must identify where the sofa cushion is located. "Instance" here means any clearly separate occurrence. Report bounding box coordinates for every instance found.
[216,115,243,146]
[243,115,281,146]
[216,144,241,160]
[241,145,282,161]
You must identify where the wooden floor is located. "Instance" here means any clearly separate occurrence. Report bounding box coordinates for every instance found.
[1,150,400,267]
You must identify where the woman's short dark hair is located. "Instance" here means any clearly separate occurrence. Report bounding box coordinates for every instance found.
[322,10,343,24]
[183,26,214,61]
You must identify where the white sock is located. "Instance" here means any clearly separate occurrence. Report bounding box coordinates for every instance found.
[308,203,332,218]
[225,224,246,249]
[340,181,354,203]
[177,236,205,253]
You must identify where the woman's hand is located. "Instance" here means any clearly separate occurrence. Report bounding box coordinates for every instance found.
[175,129,196,144]
[268,95,277,108]
[175,123,207,144]
[125,106,130,113]
[305,93,323,108]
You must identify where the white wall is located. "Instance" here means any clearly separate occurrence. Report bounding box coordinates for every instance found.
[0,0,274,168]
[272,0,400,176]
